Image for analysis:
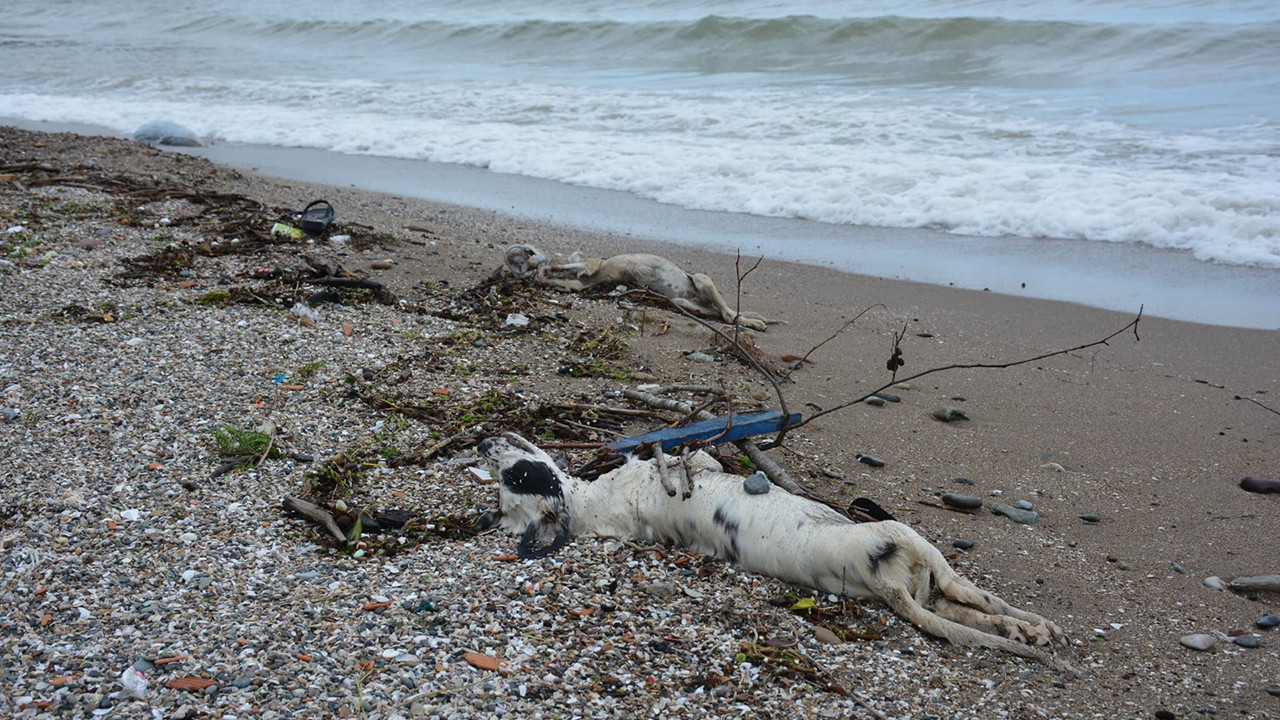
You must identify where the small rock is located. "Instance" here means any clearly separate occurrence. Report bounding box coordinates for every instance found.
[932,406,968,422]
[395,653,421,666]
[1169,561,1188,575]
[370,259,394,270]
[1155,711,1175,720]
[1256,614,1279,629]
[992,503,1039,525]
[1202,576,1227,591]
[1229,575,1280,593]
[685,352,715,363]
[864,396,886,407]
[1079,513,1101,523]
[953,539,974,550]
[1231,634,1261,648]
[940,493,983,510]
[872,392,900,403]
[1,407,18,423]
[953,477,974,486]
[503,313,529,327]
[743,472,770,495]
[1267,687,1280,697]
[1012,500,1034,511]
[1179,633,1217,651]
[855,454,885,468]
[644,582,677,598]
[1239,476,1280,494]
[813,626,843,645]
[1041,461,1066,472]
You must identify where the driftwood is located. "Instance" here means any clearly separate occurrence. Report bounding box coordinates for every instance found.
[283,495,346,543]
[305,276,385,291]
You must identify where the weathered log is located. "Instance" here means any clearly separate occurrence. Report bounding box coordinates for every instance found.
[283,495,347,543]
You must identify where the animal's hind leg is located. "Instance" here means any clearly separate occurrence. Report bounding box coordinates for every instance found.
[931,598,1057,647]
[686,273,767,331]
[935,572,1067,646]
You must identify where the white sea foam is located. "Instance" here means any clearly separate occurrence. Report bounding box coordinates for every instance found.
[3,0,1278,271]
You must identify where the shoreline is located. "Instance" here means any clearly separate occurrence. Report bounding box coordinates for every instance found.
[3,124,1279,718]
[7,116,1279,330]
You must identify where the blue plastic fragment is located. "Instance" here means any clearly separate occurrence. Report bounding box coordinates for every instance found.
[602,411,802,454]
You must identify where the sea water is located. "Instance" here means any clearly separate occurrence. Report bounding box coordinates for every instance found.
[2,0,1278,320]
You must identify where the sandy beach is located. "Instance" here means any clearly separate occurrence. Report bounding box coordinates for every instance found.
[2,125,1278,719]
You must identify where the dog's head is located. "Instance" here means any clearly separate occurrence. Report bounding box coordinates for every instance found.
[504,244,546,280]
[476,432,573,559]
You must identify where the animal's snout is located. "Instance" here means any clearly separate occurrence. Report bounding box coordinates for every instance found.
[477,436,499,457]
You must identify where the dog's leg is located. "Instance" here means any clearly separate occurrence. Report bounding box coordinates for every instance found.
[686,273,768,331]
[873,583,1076,673]
[932,571,1067,647]
[652,445,678,498]
[931,598,1058,647]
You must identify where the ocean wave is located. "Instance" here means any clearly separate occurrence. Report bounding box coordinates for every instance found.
[154,13,1280,86]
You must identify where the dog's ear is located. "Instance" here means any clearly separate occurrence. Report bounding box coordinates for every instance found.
[516,505,572,559]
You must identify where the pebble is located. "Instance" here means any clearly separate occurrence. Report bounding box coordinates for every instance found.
[940,493,983,510]
[1257,614,1279,629]
[1267,687,1280,698]
[644,582,677,598]
[1231,634,1261,649]
[1202,576,1227,591]
[864,396,885,407]
[1,407,19,423]
[932,406,968,422]
[953,477,974,486]
[953,539,974,550]
[1229,575,1280,593]
[1155,711,1175,720]
[871,392,900,403]
[1079,513,1101,523]
[813,626,843,645]
[743,472,770,495]
[685,351,716,363]
[991,503,1040,525]
[1169,561,1188,575]
[855,454,885,468]
[1179,633,1217,651]
[1012,500,1034,511]
[1238,476,1280,494]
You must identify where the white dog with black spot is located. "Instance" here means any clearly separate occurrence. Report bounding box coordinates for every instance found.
[475,432,1076,673]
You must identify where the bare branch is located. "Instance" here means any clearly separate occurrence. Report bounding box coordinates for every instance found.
[781,304,885,381]
[797,307,1143,430]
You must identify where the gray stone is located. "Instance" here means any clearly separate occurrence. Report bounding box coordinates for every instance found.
[1229,575,1280,593]
[644,582,677,598]
[743,472,770,495]
[1179,633,1217,651]
[856,454,885,468]
[1203,576,1227,591]
[953,477,974,485]
[941,493,983,510]
[932,406,969,422]
[685,352,715,363]
[1257,614,1279,629]
[864,396,886,407]
[872,392,900,403]
[1,407,18,423]
[953,539,974,550]
[992,503,1040,525]
[1012,500,1034,511]
[1239,476,1280,494]
[1079,513,1101,523]
[1231,634,1261,648]
[1170,561,1188,575]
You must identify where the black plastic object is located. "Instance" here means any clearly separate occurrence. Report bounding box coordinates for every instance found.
[298,200,335,234]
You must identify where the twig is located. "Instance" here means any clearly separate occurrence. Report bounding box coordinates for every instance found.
[781,304,885,381]
[653,444,679,497]
[1238,395,1280,418]
[282,495,347,543]
[797,307,1144,431]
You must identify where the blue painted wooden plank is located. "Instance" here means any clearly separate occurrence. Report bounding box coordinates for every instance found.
[602,411,802,454]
